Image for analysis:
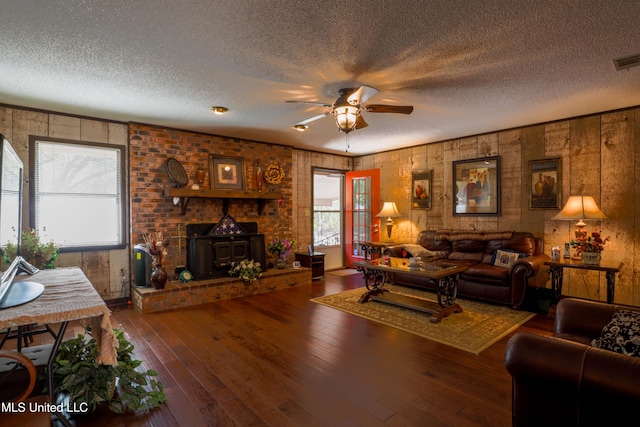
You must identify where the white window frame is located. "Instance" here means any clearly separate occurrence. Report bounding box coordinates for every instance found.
[30,136,127,251]
[312,169,343,248]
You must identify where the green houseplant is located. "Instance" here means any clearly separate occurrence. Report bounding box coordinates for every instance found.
[50,327,167,414]
[2,227,58,269]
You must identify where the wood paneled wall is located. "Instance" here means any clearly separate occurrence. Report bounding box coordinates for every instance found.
[355,107,640,306]
[0,106,130,300]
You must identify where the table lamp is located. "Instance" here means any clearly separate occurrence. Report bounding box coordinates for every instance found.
[553,195,607,237]
[376,202,401,241]
[553,195,607,257]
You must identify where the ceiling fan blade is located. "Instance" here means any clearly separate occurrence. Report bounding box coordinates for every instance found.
[295,112,331,125]
[358,86,380,104]
[354,114,368,129]
[286,100,333,107]
[346,85,379,106]
[365,104,414,114]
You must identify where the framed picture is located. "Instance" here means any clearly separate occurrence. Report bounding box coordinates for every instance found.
[453,156,500,216]
[209,155,245,190]
[412,170,432,209]
[528,158,561,209]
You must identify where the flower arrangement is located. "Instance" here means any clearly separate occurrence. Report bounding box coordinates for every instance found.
[2,227,58,269]
[267,238,296,259]
[142,232,170,267]
[570,229,610,256]
[229,259,262,282]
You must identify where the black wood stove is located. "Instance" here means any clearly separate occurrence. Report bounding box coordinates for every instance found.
[186,215,266,279]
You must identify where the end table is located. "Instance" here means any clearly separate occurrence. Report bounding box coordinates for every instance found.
[295,252,326,280]
[544,259,622,303]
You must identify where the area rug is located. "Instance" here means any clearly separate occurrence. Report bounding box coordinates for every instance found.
[327,268,361,276]
[310,285,535,354]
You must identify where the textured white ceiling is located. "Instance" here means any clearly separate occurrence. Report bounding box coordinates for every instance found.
[2,0,640,156]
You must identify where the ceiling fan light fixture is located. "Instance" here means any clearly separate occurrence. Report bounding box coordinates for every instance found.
[293,124,308,131]
[335,105,359,134]
[210,106,229,115]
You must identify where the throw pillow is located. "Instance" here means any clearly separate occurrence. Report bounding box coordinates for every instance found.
[493,249,520,268]
[402,244,448,261]
[402,244,435,258]
[592,310,640,357]
[489,248,527,264]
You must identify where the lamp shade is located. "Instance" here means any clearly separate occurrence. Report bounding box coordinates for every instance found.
[376,202,401,241]
[552,196,607,221]
[376,202,401,218]
[335,105,360,134]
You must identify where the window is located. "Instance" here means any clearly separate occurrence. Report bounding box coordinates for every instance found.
[351,176,371,257]
[313,171,342,247]
[31,137,126,249]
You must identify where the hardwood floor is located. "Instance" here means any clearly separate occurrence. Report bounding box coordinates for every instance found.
[66,273,552,426]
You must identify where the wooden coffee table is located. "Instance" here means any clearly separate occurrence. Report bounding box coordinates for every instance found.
[354,260,468,323]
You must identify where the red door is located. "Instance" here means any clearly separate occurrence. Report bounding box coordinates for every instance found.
[345,169,380,267]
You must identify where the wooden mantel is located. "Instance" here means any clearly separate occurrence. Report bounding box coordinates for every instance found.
[163,188,282,215]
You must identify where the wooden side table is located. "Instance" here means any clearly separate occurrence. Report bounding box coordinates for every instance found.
[295,252,326,280]
[544,259,622,303]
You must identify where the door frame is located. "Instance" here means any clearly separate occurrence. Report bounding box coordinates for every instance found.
[311,167,347,269]
[345,169,380,267]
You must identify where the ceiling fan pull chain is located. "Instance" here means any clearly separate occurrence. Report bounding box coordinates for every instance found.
[345,133,350,152]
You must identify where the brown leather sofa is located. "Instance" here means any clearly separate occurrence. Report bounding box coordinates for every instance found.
[383,230,549,308]
[505,298,640,427]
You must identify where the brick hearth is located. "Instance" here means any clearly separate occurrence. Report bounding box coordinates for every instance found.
[132,267,312,313]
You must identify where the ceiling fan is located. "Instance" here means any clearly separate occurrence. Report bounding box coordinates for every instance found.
[286,86,413,134]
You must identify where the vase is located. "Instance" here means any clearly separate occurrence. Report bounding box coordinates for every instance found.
[277,258,286,269]
[581,252,601,266]
[534,173,545,196]
[543,175,555,196]
[150,265,168,289]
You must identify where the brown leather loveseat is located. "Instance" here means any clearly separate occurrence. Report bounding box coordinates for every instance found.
[505,298,640,426]
[383,230,549,308]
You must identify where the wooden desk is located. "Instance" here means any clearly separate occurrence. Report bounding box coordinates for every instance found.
[0,267,117,424]
[544,259,622,303]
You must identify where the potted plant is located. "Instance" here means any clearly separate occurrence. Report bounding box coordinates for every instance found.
[228,259,262,283]
[570,229,610,265]
[50,326,167,415]
[267,238,296,269]
[2,227,58,269]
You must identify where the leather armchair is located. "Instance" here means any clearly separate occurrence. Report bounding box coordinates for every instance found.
[504,298,640,427]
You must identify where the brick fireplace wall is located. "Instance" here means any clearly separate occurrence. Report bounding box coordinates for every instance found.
[129,123,294,277]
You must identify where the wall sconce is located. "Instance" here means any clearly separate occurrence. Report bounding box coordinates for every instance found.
[553,195,607,238]
[376,202,401,241]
